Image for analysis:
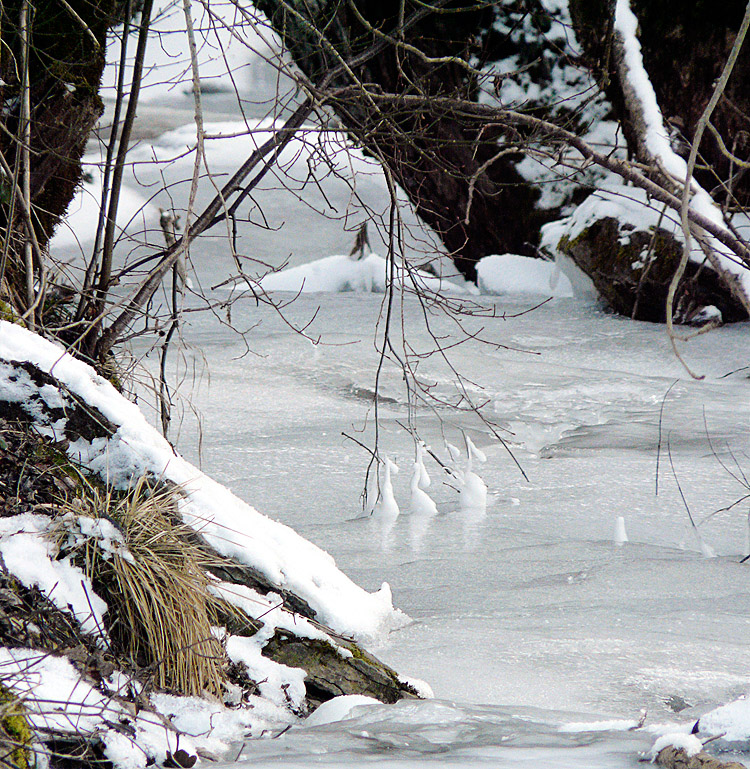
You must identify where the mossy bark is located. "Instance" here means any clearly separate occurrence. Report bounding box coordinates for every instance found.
[557,217,748,323]
[654,745,747,769]
[0,685,32,769]
[264,630,417,708]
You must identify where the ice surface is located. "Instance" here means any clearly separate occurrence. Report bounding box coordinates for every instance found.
[302,695,382,727]
[145,289,750,765]
[236,698,652,767]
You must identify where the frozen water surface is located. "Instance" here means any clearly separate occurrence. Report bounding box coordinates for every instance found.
[229,699,649,768]
[80,27,750,761]
[136,289,750,767]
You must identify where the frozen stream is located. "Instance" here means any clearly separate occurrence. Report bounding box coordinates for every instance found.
[137,289,750,767]
[61,17,750,760]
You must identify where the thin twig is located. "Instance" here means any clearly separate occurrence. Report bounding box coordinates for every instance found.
[655,380,678,496]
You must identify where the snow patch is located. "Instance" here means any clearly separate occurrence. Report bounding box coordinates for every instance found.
[50,168,157,252]
[0,515,107,636]
[225,634,307,709]
[700,696,750,744]
[303,695,383,727]
[477,254,573,297]
[241,253,460,296]
[648,732,703,760]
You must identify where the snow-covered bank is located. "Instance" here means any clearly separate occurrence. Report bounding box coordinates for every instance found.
[0,320,420,768]
[0,321,405,645]
[101,1,279,106]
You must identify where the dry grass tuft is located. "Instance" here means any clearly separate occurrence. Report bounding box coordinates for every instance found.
[57,476,233,697]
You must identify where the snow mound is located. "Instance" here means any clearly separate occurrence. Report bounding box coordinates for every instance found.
[0,321,408,646]
[700,697,750,744]
[648,733,703,760]
[303,695,383,727]
[255,253,459,295]
[477,254,573,297]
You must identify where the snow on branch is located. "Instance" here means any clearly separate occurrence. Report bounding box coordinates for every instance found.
[613,0,750,311]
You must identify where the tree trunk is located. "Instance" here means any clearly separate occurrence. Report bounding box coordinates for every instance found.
[0,1,126,314]
[570,0,750,204]
[562,0,750,323]
[253,0,558,282]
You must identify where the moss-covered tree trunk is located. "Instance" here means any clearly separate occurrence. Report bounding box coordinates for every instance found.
[563,0,750,323]
[253,0,556,282]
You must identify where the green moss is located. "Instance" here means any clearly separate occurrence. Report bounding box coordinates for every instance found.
[0,301,19,324]
[47,61,101,98]
[263,630,417,708]
[0,686,33,769]
[31,439,86,487]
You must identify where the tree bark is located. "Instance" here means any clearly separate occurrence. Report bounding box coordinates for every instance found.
[655,745,746,769]
[254,0,558,281]
[0,0,127,311]
[570,0,750,204]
